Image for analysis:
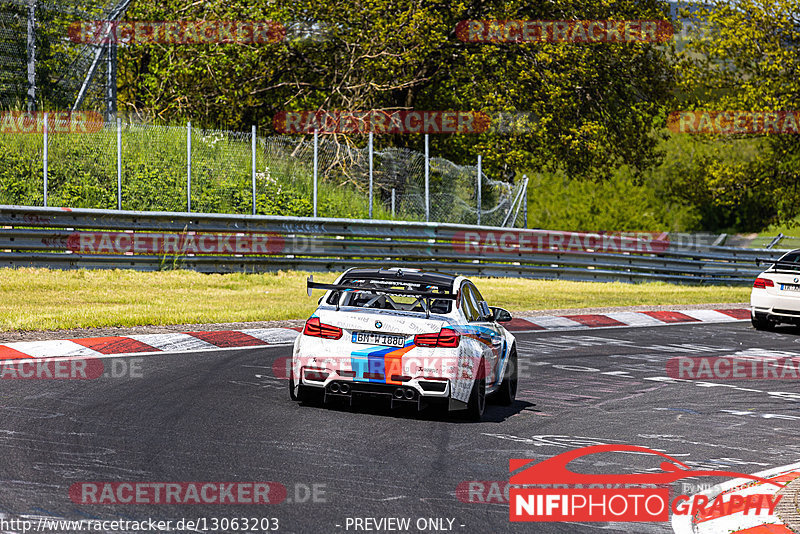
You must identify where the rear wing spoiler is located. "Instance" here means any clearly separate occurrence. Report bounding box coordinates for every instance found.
[756,258,800,269]
[306,275,457,317]
[306,275,457,299]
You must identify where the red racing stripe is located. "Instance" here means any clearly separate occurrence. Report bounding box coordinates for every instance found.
[71,336,159,354]
[504,318,544,331]
[186,330,267,348]
[642,311,701,323]
[564,314,626,328]
[0,345,34,360]
[716,308,750,320]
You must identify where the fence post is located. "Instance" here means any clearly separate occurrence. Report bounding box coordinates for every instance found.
[368,132,373,218]
[42,111,47,206]
[424,133,429,222]
[522,174,528,228]
[476,155,482,226]
[391,188,396,217]
[313,129,318,217]
[251,124,256,215]
[116,117,122,210]
[26,0,36,112]
[186,121,191,212]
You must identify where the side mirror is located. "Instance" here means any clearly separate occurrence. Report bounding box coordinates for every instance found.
[490,306,513,323]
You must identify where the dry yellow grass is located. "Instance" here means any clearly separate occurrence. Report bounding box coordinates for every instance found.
[0,268,750,331]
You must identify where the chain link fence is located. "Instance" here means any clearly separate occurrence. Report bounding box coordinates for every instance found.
[0,0,115,111]
[0,119,527,226]
[263,135,526,225]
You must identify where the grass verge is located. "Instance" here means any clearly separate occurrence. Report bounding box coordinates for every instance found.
[0,268,751,332]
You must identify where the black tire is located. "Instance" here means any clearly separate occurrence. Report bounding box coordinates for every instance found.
[465,360,486,421]
[492,346,518,406]
[289,371,301,401]
[751,313,776,331]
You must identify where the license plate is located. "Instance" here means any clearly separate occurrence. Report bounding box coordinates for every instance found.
[781,284,800,292]
[352,332,406,347]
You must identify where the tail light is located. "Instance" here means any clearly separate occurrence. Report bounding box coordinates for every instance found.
[414,327,461,348]
[303,317,343,339]
[753,278,774,289]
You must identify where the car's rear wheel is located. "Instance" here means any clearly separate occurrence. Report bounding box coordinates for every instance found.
[492,346,517,406]
[465,360,486,421]
[289,370,301,401]
[751,312,776,331]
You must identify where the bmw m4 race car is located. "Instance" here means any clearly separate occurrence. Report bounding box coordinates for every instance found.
[289,268,517,421]
[751,249,800,330]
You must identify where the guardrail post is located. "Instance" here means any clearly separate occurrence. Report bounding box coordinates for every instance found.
[476,155,482,226]
[43,111,48,207]
[368,132,373,219]
[767,233,784,250]
[251,124,257,215]
[424,133,429,222]
[116,117,122,210]
[313,128,318,217]
[186,121,191,212]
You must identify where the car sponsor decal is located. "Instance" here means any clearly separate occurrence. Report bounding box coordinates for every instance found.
[351,341,416,384]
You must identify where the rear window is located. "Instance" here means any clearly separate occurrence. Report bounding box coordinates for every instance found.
[780,252,800,264]
[326,278,454,314]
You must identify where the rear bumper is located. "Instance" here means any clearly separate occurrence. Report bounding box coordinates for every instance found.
[751,292,800,323]
[297,368,453,409]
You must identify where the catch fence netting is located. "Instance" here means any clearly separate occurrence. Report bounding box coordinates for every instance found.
[0,118,526,225]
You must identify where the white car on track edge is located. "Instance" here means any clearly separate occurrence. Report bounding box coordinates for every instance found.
[751,249,800,330]
[289,267,518,421]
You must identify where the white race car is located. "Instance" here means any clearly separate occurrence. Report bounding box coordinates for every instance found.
[289,267,518,421]
[751,249,800,330]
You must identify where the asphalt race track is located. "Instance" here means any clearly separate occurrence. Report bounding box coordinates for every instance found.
[1,321,799,534]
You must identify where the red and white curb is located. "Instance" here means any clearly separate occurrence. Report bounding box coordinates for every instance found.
[0,328,301,361]
[0,308,751,362]
[672,462,800,534]
[505,308,749,332]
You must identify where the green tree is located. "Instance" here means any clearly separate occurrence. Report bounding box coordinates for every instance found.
[672,0,800,229]
[119,0,675,180]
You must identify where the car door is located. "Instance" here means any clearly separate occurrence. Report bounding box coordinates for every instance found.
[462,282,503,386]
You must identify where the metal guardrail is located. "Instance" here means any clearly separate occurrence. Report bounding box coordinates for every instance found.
[0,205,788,285]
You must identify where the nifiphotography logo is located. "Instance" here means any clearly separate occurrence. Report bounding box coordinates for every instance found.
[508,444,783,522]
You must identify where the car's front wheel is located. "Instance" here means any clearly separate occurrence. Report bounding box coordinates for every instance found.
[751,312,776,331]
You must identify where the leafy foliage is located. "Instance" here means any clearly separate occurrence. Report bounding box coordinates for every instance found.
[118,0,675,180]
[672,0,800,229]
